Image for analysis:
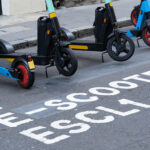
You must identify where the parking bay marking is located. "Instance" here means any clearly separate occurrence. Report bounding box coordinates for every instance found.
[13,70,150,119]
[3,70,150,145]
[25,107,48,115]
[13,99,87,119]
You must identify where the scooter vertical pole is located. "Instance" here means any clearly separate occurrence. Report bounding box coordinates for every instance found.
[45,0,61,38]
[105,0,117,26]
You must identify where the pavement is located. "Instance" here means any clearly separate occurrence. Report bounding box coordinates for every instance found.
[0,34,150,150]
[0,0,140,50]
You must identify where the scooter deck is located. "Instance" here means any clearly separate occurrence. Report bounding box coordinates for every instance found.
[0,52,28,58]
[0,52,51,66]
[126,28,142,38]
[69,40,105,51]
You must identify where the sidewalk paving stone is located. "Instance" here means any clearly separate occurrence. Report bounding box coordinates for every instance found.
[0,0,140,49]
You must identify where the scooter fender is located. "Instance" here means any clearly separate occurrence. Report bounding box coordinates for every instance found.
[61,27,75,41]
[11,57,29,69]
[107,30,124,40]
[142,19,150,32]
[0,39,14,54]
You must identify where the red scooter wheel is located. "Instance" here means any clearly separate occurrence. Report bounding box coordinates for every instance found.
[16,63,35,89]
[131,9,138,26]
[142,27,150,47]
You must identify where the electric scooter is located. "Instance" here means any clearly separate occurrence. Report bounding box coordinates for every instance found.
[127,0,150,47]
[66,0,135,62]
[0,40,35,89]
[0,0,78,88]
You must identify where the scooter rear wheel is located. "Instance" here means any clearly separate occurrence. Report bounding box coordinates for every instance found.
[131,8,138,26]
[16,63,35,89]
[55,48,78,76]
[142,27,150,47]
[107,33,135,61]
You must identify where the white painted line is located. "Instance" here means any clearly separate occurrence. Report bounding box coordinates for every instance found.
[25,108,48,115]
[0,112,14,118]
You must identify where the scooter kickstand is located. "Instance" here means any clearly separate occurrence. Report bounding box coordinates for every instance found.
[137,37,141,48]
[45,63,53,78]
[101,51,107,63]
[45,65,50,78]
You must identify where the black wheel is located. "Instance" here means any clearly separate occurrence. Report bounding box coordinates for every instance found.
[15,62,35,89]
[55,48,78,76]
[131,8,138,26]
[107,33,135,61]
[142,27,150,47]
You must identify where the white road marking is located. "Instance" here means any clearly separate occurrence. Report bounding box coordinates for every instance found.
[44,100,77,110]
[25,108,48,115]
[9,70,150,145]
[20,126,70,145]
[89,87,120,96]
[124,74,150,83]
[109,81,138,89]
[119,99,150,108]
[96,106,140,117]
[51,120,90,134]
[0,112,33,127]
[75,111,114,124]
[67,93,98,103]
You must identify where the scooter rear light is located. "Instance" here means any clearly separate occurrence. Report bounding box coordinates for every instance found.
[28,56,32,61]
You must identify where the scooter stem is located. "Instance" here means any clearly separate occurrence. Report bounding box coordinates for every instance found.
[46,0,56,14]
[105,0,112,4]
[46,0,58,19]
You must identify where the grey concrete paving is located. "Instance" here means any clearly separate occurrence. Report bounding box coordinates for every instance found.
[0,30,150,149]
[0,0,140,49]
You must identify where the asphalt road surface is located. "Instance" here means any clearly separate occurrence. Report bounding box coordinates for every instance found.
[0,33,150,150]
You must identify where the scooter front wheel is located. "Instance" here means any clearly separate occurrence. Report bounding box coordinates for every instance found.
[142,27,150,47]
[107,34,135,61]
[16,63,35,89]
[55,48,78,76]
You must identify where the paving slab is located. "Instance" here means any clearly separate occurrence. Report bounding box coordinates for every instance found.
[0,0,140,49]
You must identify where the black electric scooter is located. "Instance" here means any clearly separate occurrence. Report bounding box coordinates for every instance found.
[65,0,135,62]
[0,40,35,89]
[0,0,78,88]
